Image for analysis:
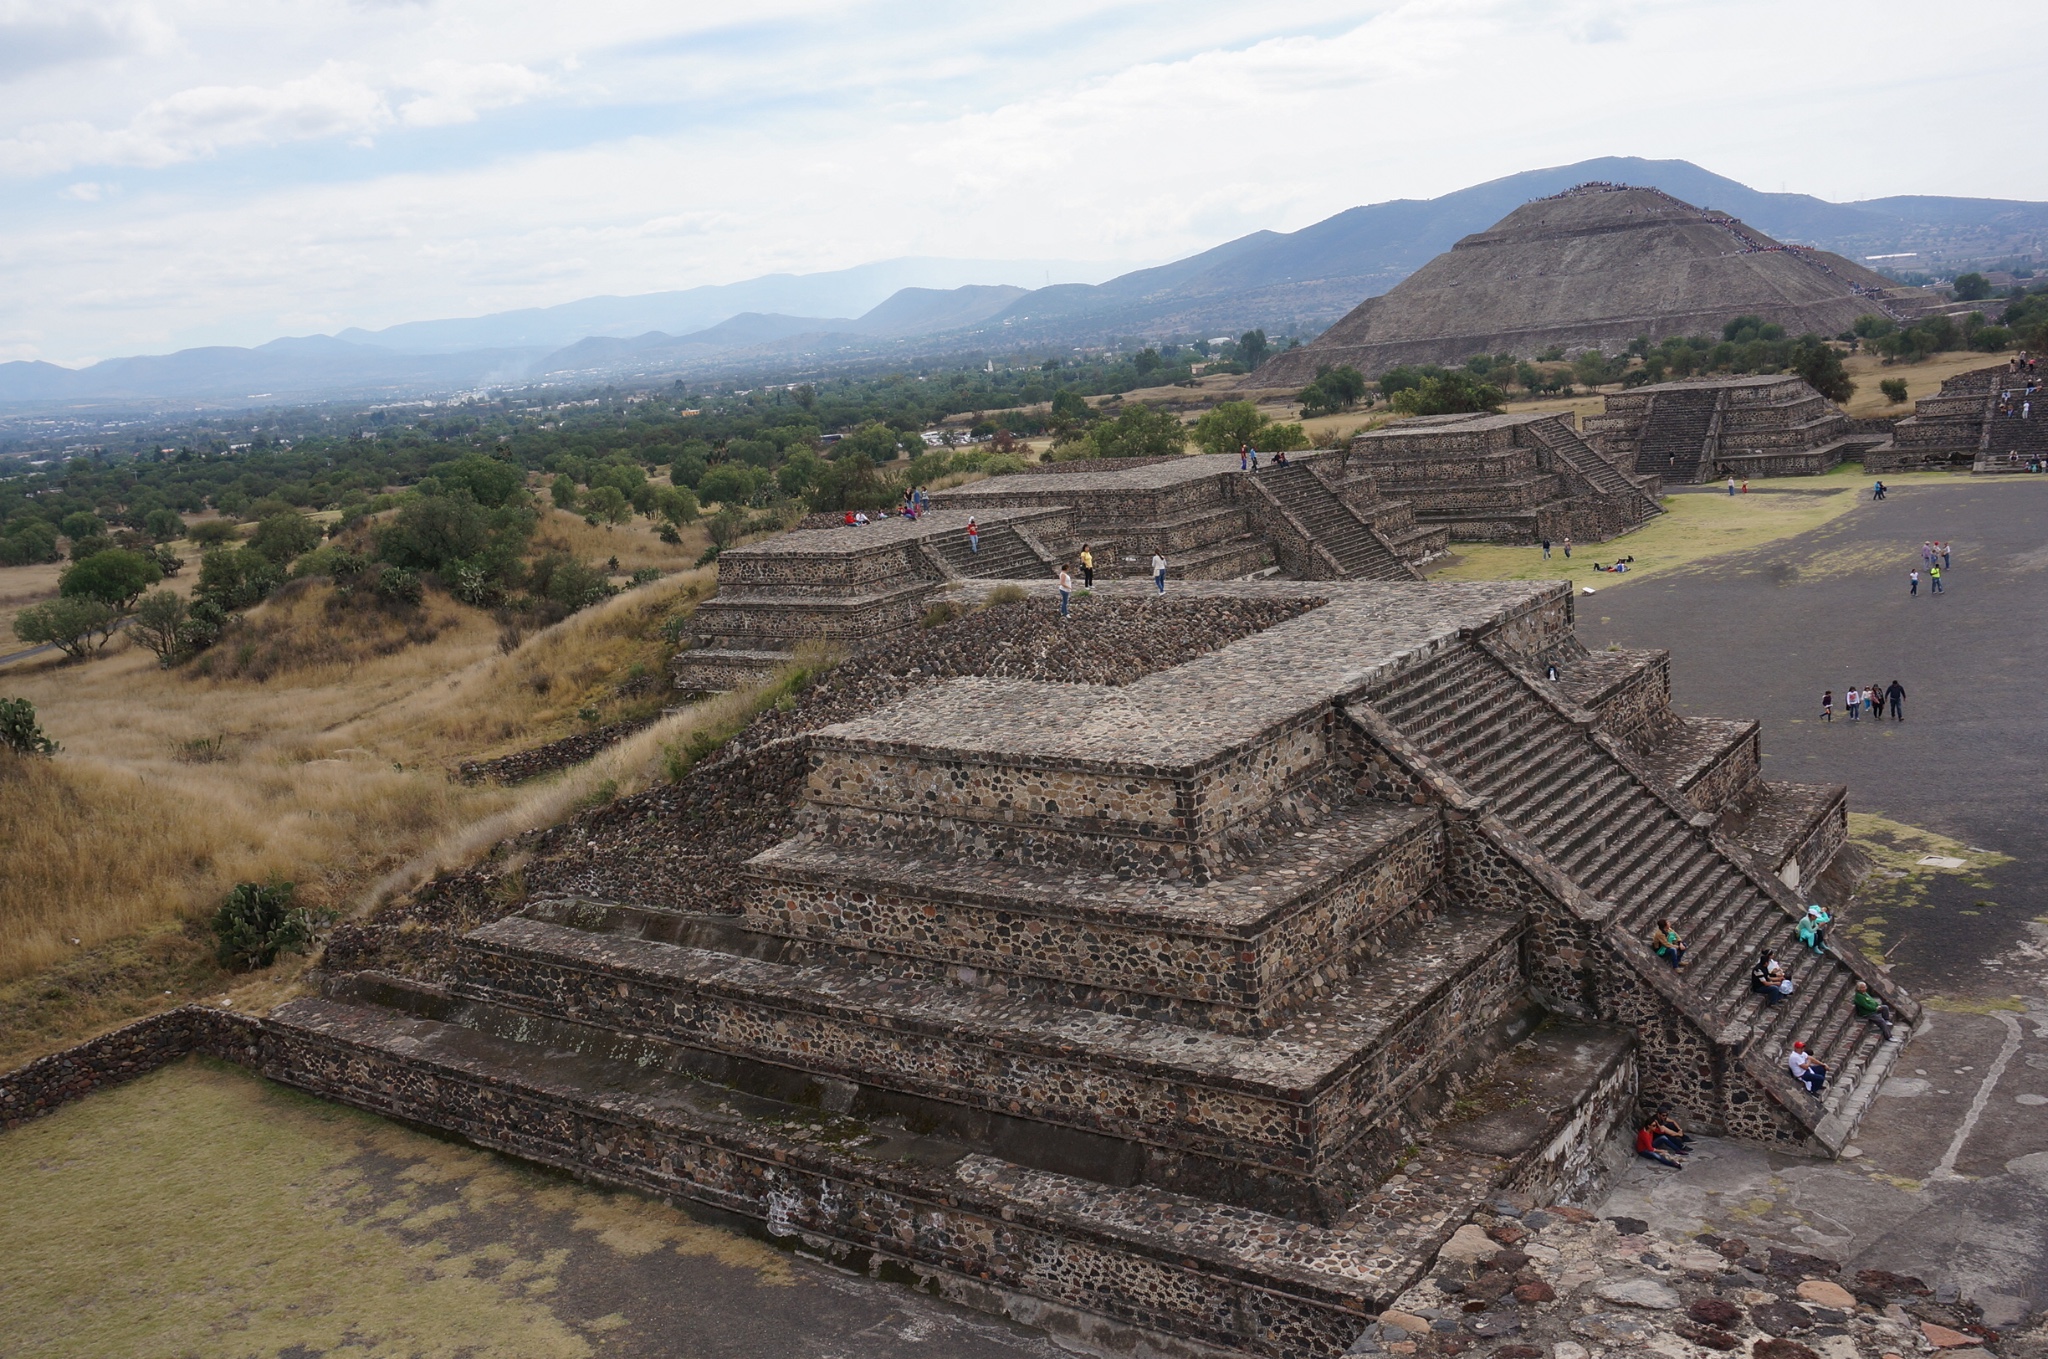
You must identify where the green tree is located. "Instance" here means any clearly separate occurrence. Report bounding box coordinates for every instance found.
[249,512,322,566]
[1952,272,1991,302]
[196,546,285,609]
[1390,372,1505,416]
[1238,329,1270,370]
[187,519,238,548]
[130,589,190,664]
[582,484,633,524]
[1083,403,1186,459]
[697,465,758,507]
[655,484,699,526]
[60,511,104,542]
[1050,388,1092,424]
[1134,348,1162,376]
[1788,336,1855,403]
[1191,401,1267,455]
[429,454,525,507]
[143,508,186,542]
[550,474,579,509]
[1298,364,1367,418]
[14,597,120,659]
[0,697,58,756]
[0,520,61,566]
[60,548,163,609]
[373,490,527,574]
[1879,378,1910,404]
[839,421,903,466]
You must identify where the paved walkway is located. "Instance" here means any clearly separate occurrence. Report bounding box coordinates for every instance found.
[1590,476,2048,1325]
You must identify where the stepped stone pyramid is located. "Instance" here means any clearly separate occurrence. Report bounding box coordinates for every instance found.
[1257,183,1934,387]
[1345,410,1663,543]
[677,452,1447,690]
[1584,374,1878,483]
[1867,361,2047,473]
[231,576,1912,1358]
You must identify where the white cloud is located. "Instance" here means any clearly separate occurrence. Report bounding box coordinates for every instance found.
[396,60,552,127]
[2,0,2046,364]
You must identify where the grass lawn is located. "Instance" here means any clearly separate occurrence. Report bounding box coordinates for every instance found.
[0,1058,794,1358]
[1424,466,1964,593]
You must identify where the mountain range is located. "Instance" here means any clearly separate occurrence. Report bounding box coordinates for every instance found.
[6,157,2046,409]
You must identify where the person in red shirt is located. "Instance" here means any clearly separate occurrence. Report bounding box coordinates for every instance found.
[1636,1123,1683,1168]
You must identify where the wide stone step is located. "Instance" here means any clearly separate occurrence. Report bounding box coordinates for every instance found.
[739,802,1443,1031]
[257,993,1491,1357]
[447,904,1529,1191]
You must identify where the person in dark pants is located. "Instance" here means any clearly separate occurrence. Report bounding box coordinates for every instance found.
[1853,982,1896,1042]
[1079,544,1095,588]
[1650,1107,1693,1153]
[1886,679,1905,721]
[1635,1123,1684,1168]
[1541,539,1552,560]
[1788,1041,1829,1097]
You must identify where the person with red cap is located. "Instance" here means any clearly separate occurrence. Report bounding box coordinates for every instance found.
[1787,1041,1829,1097]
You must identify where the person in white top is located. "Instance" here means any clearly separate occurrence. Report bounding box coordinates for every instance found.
[1151,553,1167,595]
[1786,1040,1828,1097]
[1058,566,1072,618]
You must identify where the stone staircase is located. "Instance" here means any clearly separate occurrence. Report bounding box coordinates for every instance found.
[1362,642,1910,1141]
[1521,420,1663,522]
[1250,463,1415,580]
[927,522,1054,579]
[1978,388,2048,469]
[1635,388,1720,483]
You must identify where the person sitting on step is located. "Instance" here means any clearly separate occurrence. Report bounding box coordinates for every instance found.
[1797,904,1831,954]
[1649,1106,1693,1153]
[1635,1121,1684,1169]
[1787,1040,1829,1097]
[1852,981,1897,1042]
[1751,950,1795,1006]
[1650,918,1686,969]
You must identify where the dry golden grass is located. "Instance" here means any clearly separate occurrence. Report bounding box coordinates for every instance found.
[1840,350,2004,416]
[0,560,66,647]
[530,506,707,575]
[0,567,714,992]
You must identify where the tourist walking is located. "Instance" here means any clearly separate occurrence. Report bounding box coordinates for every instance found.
[1846,685,1860,722]
[1058,565,1072,619]
[1941,542,1952,570]
[1886,679,1905,720]
[1727,476,1737,496]
[1152,552,1167,595]
[1079,544,1095,588]
[1873,481,1887,501]
[1852,982,1897,1042]
[1930,564,1943,594]
[1820,689,1833,722]
[1909,569,1919,596]
[1650,918,1686,969]
[1787,1041,1829,1097]
[1562,535,1572,559]
[1239,444,1249,472]
[966,517,980,554]
[1541,538,1552,560]
[1867,683,1882,719]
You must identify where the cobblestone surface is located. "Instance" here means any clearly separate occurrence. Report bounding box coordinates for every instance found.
[1351,1201,2029,1359]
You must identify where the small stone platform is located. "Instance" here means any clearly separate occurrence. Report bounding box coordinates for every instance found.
[1587,375,1867,483]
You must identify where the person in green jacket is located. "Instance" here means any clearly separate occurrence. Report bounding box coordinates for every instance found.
[1852,982,1895,1042]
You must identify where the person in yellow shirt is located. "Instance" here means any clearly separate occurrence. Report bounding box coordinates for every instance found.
[1079,544,1094,588]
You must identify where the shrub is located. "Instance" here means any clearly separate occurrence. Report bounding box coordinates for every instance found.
[1298,364,1368,418]
[1880,378,1910,404]
[921,598,965,628]
[13,597,120,659]
[986,583,1029,606]
[373,565,425,607]
[211,881,322,971]
[197,545,285,609]
[131,589,190,664]
[249,511,323,566]
[0,696,58,756]
[582,484,633,524]
[60,548,163,609]
[550,474,579,509]
[151,545,186,577]
[0,519,61,566]
[630,566,661,586]
[1390,372,1505,416]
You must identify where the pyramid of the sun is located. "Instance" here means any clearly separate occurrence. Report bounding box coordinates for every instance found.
[1256,183,1932,387]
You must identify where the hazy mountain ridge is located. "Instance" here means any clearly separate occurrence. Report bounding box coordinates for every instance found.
[7,157,2044,409]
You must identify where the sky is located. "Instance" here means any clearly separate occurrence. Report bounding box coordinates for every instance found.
[3,0,2043,368]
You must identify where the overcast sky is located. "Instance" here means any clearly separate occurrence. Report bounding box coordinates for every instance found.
[3,0,2042,367]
